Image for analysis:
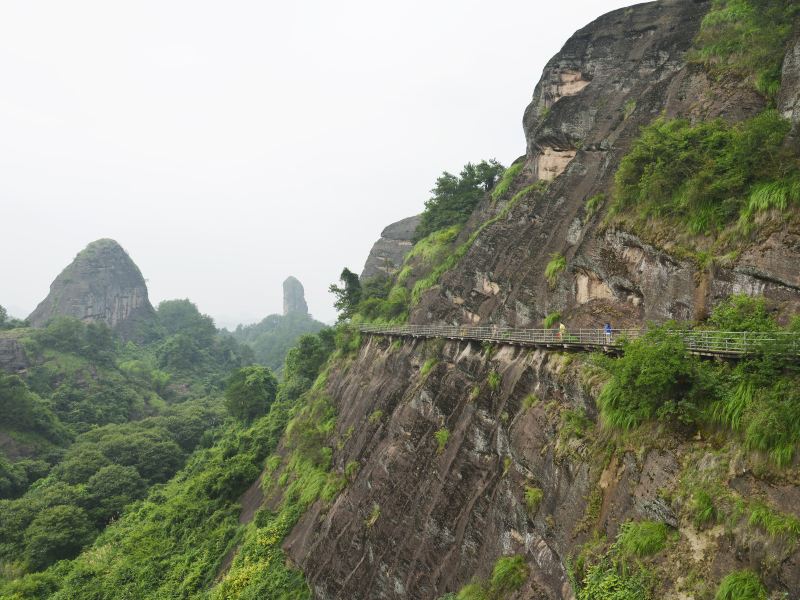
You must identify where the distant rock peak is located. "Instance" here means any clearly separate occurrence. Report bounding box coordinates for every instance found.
[28,238,155,339]
[283,276,309,316]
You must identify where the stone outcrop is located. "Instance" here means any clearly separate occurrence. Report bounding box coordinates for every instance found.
[283,276,309,316]
[361,215,421,280]
[27,239,155,340]
[0,335,28,373]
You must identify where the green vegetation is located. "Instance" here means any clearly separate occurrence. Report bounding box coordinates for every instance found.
[421,358,438,377]
[365,503,381,528]
[715,570,767,600]
[622,100,636,120]
[584,194,605,222]
[596,325,710,430]
[524,486,543,515]
[0,305,27,330]
[543,311,561,329]
[596,295,800,466]
[691,0,799,99]
[491,162,524,203]
[487,370,501,392]
[1,321,335,598]
[447,555,529,600]
[577,559,651,600]
[224,365,278,422]
[747,502,800,540]
[613,521,668,560]
[410,183,543,306]
[490,556,529,595]
[414,160,505,241]
[434,428,451,454]
[612,110,798,237]
[329,267,363,321]
[545,253,566,288]
[229,311,325,373]
[692,490,717,528]
[522,394,539,410]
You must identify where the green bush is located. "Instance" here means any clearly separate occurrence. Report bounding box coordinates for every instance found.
[487,370,501,393]
[577,559,651,600]
[524,486,543,515]
[491,162,524,203]
[597,326,714,430]
[691,0,799,98]
[545,253,566,288]
[434,428,451,454]
[614,521,668,560]
[421,359,438,377]
[584,194,605,222]
[490,555,528,594]
[612,110,797,235]
[543,311,561,329]
[692,490,717,528]
[707,294,776,332]
[714,570,767,600]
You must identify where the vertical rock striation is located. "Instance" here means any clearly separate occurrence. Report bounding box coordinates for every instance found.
[283,276,309,316]
[27,239,156,340]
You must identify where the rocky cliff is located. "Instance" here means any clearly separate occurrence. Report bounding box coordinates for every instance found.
[279,1,800,599]
[361,215,421,280]
[284,276,310,316]
[27,239,156,340]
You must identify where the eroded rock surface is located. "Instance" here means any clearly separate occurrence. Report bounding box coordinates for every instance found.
[361,215,421,280]
[27,239,155,340]
[0,336,27,373]
[283,276,310,316]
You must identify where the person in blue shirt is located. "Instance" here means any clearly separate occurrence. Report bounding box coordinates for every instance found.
[604,322,612,344]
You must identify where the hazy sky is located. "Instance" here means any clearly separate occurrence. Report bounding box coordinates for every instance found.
[1,0,634,327]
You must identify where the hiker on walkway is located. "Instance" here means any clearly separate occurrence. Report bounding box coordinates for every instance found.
[558,322,566,341]
[604,322,612,344]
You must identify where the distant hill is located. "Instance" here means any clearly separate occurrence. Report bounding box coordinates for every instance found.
[229,312,325,373]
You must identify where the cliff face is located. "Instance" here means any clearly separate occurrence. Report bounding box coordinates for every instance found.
[281,2,800,598]
[361,215,421,280]
[27,239,155,340]
[413,0,797,330]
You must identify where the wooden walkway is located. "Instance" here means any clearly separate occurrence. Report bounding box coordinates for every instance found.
[359,324,800,358]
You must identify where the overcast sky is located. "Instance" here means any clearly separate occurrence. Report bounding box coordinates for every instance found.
[1,0,634,327]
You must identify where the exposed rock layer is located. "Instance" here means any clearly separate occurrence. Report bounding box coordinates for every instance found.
[27,239,155,340]
[361,215,421,280]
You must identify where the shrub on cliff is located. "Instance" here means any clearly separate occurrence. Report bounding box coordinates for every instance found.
[613,110,796,235]
[414,160,505,241]
[596,325,715,430]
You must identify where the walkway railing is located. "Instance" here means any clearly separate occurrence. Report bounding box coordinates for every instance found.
[359,324,800,358]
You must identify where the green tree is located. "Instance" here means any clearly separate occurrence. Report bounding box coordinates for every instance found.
[225,365,279,422]
[23,504,94,570]
[85,464,146,523]
[329,268,362,321]
[157,299,217,345]
[414,159,505,240]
